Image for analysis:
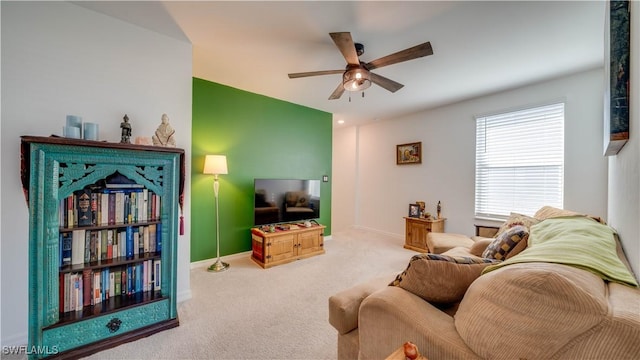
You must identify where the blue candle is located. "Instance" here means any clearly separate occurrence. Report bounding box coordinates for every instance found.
[83,122,99,140]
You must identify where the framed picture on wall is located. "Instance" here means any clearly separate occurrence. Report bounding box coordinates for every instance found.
[397,142,422,165]
[603,0,630,156]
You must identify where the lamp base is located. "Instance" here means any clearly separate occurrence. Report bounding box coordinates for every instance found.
[207,259,229,272]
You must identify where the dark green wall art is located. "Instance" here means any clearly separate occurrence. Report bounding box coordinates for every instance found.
[191,77,333,262]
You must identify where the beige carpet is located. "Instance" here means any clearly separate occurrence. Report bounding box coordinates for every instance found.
[83,228,415,360]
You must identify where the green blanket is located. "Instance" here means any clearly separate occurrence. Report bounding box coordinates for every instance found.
[482,216,638,287]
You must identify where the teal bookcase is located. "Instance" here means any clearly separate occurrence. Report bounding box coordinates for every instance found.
[22,136,182,359]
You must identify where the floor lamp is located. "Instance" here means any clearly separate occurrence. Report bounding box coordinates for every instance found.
[203,154,229,272]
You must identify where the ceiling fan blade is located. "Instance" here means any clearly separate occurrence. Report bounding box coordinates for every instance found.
[370,72,404,93]
[328,82,345,100]
[288,70,344,79]
[365,42,433,70]
[330,32,360,66]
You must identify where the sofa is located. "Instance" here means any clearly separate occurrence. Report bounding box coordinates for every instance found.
[329,207,640,359]
[283,191,317,221]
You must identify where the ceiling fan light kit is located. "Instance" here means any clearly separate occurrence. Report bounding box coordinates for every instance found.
[343,66,371,92]
[288,32,433,100]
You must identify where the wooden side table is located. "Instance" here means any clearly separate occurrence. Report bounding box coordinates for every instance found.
[404,217,445,252]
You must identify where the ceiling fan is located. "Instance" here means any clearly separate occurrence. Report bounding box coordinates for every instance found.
[288,32,433,100]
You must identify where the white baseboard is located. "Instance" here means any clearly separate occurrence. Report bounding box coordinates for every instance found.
[177,289,192,303]
[352,225,404,240]
[190,250,253,269]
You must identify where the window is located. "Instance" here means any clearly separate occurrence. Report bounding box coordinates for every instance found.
[475,103,564,219]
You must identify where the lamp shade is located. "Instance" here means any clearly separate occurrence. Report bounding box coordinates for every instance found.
[203,155,228,175]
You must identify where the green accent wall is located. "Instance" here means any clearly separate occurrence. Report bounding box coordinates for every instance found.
[191,77,333,262]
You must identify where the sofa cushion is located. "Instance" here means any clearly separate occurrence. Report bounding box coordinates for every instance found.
[390,254,500,304]
[455,262,608,359]
[482,225,528,260]
[427,233,475,254]
[494,212,539,238]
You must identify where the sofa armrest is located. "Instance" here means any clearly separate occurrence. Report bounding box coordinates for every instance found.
[358,286,480,360]
[328,274,394,334]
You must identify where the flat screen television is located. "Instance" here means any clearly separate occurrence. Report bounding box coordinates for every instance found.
[254,178,321,225]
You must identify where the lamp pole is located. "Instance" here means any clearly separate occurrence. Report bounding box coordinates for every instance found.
[208,174,229,272]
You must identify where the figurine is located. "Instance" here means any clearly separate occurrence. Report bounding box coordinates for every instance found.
[437,201,442,219]
[152,113,176,147]
[120,114,132,144]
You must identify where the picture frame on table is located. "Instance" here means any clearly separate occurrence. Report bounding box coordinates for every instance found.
[397,142,422,165]
[408,204,421,218]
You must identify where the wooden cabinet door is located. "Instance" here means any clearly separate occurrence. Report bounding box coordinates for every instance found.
[267,233,296,263]
[297,229,323,256]
[405,220,425,249]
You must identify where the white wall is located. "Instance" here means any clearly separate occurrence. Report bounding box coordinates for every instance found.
[608,0,639,278]
[331,125,358,232]
[1,2,192,346]
[333,68,608,239]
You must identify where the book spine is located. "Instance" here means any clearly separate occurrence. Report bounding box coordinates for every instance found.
[84,231,91,263]
[60,232,72,266]
[109,271,115,298]
[93,270,101,305]
[155,223,162,253]
[153,259,161,292]
[127,265,133,296]
[71,230,86,265]
[64,273,71,313]
[82,269,91,307]
[108,193,116,225]
[125,226,134,258]
[90,191,98,226]
[75,188,92,226]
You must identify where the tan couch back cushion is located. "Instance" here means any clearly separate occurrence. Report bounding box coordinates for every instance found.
[454,263,607,359]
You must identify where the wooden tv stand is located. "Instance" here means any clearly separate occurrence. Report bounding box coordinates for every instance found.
[251,224,325,269]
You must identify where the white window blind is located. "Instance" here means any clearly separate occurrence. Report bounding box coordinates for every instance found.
[475,103,564,219]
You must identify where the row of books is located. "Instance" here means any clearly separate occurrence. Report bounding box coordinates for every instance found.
[58,260,161,313]
[60,225,161,267]
[59,187,161,228]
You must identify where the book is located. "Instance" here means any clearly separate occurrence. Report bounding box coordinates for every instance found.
[75,188,92,226]
[93,270,101,305]
[82,269,91,308]
[125,226,134,258]
[156,223,162,253]
[109,271,115,298]
[89,231,98,262]
[90,191,99,226]
[148,224,156,253]
[114,269,122,296]
[71,230,86,265]
[63,273,71,313]
[59,232,72,266]
[153,259,161,291]
[84,230,91,263]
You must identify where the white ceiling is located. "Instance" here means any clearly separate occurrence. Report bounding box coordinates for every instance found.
[76,1,605,127]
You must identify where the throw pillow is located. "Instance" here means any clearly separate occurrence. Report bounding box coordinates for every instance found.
[390,254,500,304]
[482,225,529,260]
[295,194,309,207]
[494,212,539,238]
